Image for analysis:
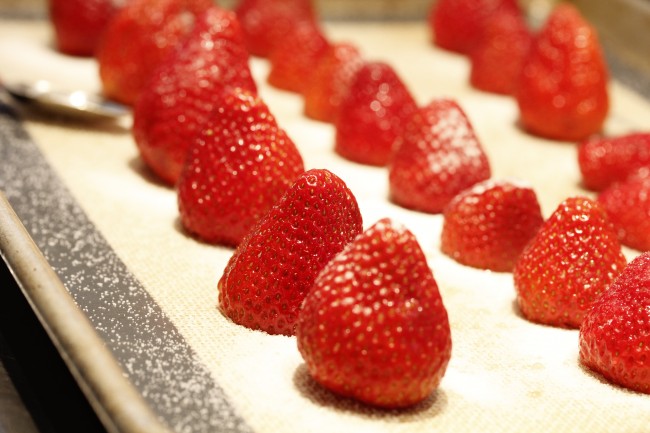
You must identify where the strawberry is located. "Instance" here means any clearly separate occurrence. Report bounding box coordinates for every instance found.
[235,0,318,58]
[177,87,304,246]
[469,8,532,95]
[441,179,544,272]
[598,168,650,252]
[388,98,491,214]
[303,42,364,123]
[579,251,650,395]
[48,0,127,56]
[334,61,418,166]
[218,169,363,336]
[513,197,627,328]
[429,0,520,54]
[132,6,257,186]
[515,4,609,141]
[267,20,330,94]
[578,132,650,191]
[296,218,452,408]
[96,0,213,105]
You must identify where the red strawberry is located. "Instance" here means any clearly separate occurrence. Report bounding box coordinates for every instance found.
[132,6,256,186]
[513,197,627,328]
[297,218,452,408]
[218,169,363,336]
[177,88,304,246]
[48,0,127,56]
[267,20,330,94]
[429,0,520,54]
[578,132,650,191]
[303,42,364,123]
[334,61,418,166]
[235,0,317,58]
[469,8,532,95]
[579,251,650,394]
[515,4,609,141]
[96,0,213,105]
[388,98,491,214]
[598,168,650,252]
[441,179,544,272]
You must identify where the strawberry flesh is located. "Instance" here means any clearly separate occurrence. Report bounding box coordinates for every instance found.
[578,133,650,191]
[441,179,544,272]
[334,61,418,166]
[297,218,452,408]
[218,169,363,336]
[96,0,213,105]
[598,168,650,252]
[429,0,520,54]
[515,4,609,141]
[177,88,304,246]
[514,197,627,328]
[580,251,650,394]
[303,42,364,123]
[469,8,532,95]
[49,0,126,56]
[389,98,491,214]
[133,6,256,186]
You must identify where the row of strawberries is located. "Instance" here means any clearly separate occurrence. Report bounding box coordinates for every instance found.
[47,0,649,409]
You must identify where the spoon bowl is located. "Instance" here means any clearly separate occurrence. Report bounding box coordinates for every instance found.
[3,80,129,121]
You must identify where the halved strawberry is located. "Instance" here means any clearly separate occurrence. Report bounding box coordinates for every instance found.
[580,251,650,394]
[96,0,213,105]
[388,98,491,214]
[235,0,317,58]
[297,218,452,408]
[429,0,520,54]
[303,42,364,123]
[598,168,650,252]
[218,169,363,336]
[177,88,304,246]
[441,179,544,272]
[513,197,627,328]
[267,20,330,94]
[515,4,609,141]
[49,0,126,56]
[578,132,650,191]
[469,8,532,95]
[334,61,418,166]
[132,6,256,186]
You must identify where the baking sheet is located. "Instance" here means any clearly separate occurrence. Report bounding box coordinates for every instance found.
[1,14,650,433]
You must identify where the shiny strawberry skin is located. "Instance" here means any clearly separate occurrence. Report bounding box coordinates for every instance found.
[469,8,532,95]
[177,88,304,247]
[514,197,627,328]
[429,0,520,54]
[235,0,317,58]
[297,218,452,408]
[388,98,491,214]
[334,61,418,166]
[218,169,363,336]
[515,4,609,141]
[49,0,126,56]
[441,179,544,272]
[303,42,364,123]
[578,133,650,191]
[267,20,330,94]
[580,251,650,394]
[598,168,650,252]
[132,6,256,186]
[96,0,213,105]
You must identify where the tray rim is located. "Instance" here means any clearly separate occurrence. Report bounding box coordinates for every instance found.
[0,192,171,433]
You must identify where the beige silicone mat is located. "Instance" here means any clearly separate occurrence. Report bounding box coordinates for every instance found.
[1,13,650,433]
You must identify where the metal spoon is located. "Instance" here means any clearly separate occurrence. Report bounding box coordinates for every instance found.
[3,80,129,121]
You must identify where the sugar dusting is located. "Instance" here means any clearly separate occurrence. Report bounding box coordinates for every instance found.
[0,104,252,432]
